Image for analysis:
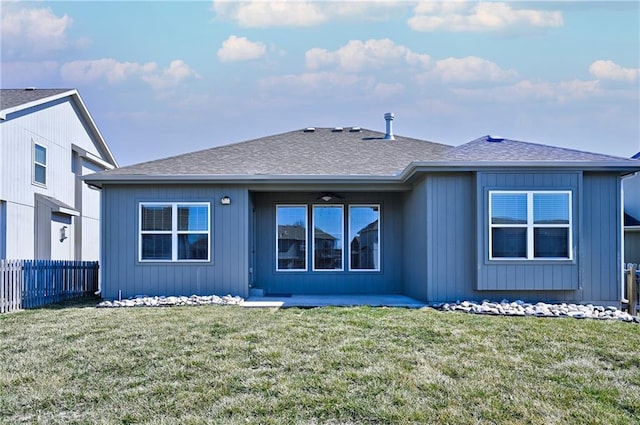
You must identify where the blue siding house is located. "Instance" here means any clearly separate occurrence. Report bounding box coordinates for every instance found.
[84,114,640,306]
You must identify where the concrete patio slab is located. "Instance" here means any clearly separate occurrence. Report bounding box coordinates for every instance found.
[243,294,426,309]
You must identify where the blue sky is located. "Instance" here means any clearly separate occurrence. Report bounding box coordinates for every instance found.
[2,1,639,166]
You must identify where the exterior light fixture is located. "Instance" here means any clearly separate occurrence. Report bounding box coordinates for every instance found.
[321,195,333,202]
[220,196,231,205]
[59,226,68,242]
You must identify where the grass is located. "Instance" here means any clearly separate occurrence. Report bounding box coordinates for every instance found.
[0,298,639,424]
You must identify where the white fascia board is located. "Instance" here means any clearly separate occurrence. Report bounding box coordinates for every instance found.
[400,161,640,181]
[82,173,407,187]
[0,89,77,120]
[69,92,118,167]
[72,144,116,170]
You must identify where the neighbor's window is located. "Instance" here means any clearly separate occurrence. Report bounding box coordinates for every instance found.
[139,202,210,262]
[313,205,343,271]
[33,143,47,186]
[489,191,571,260]
[276,205,307,271]
[349,205,380,270]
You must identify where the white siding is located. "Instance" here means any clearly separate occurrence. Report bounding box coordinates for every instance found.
[0,95,114,260]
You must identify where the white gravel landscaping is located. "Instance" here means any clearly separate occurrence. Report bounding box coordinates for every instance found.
[95,294,639,323]
[434,299,640,323]
[96,294,244,308]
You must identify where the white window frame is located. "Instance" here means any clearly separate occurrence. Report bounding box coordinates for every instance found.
[33,142,47,187]
[489,191,572,261]
[276,204,308,271]
[348,204,381,272]
[312,204,344,272]
[138,202,210,262]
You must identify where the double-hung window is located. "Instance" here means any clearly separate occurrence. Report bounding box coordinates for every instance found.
[33,143,47,186]
[489,191,572,260]
[139,202,210,262]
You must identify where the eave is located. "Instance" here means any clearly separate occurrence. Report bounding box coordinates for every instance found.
[1,89,118,168]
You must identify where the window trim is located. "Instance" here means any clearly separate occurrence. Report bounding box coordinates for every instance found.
[312,204,344,272]
[276,204,308,272]
[138,202,210,263]
[348,204,381,272]
[33,142,47,187]
[488,190,572,261]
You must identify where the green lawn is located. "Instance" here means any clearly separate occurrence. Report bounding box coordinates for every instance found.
[1,298,639,424]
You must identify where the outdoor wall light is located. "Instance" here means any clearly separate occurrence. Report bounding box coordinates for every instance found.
[59,226,68,242]
[318,192,343,202]
[220,196,231,205]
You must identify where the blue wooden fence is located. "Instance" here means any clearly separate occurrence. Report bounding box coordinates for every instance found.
[1,260,99,312]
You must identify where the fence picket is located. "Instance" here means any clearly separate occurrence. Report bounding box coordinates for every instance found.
[0,260,98,313]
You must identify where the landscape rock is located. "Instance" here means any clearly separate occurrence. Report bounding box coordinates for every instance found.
[96,294,244,308]
[434,299,639,323]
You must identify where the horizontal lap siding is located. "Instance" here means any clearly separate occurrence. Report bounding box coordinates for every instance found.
[101,185,249,299]
[254,192,403,295]
[476,172,580,292]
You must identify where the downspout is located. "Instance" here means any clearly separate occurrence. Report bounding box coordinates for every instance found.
[620,171,638,303]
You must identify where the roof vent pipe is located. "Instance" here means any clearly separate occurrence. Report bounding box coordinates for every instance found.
[384,112,395,140]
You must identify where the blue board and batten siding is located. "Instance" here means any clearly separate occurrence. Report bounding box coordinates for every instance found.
[253,191,403,295]
[100,185,249,299]
[401,171,622,305]
[476,172,581,291]
[99,170,623,304]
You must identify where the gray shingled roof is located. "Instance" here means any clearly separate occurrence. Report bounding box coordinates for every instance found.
[439,136,631,162]
[98,128,453,177]
[1,89,73,110]
[85,129,640,184]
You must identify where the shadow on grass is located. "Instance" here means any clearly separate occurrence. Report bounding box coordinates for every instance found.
[27,295,102,310]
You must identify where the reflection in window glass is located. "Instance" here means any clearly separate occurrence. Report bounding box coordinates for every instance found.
[489,191,572,260]
[34,143,47,185]
[533,193,569,224]
[491,193,527,224]
[313,206,343,270]
[350,206,380,270]
[276,205,307,270]
[178,205,208,231]
[140,203,209,261]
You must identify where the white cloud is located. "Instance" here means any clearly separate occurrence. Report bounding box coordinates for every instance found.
[212,0,402,27]
[217,35,267,62]
[259,71,372,95]
[1,4,73,58]
[454,79,603,104]
[60,59,157,84]
[409,2,563,32]
[589,60,639,82]
[425,56,518,83]
[60,58,198,90]
[306,39,430,72]
[373,82,405,98]
[142,60,200,90]
[213,1,326,27]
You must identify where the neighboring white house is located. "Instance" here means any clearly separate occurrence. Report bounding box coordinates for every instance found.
[624,152,640,264]
[0,88,117,261]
